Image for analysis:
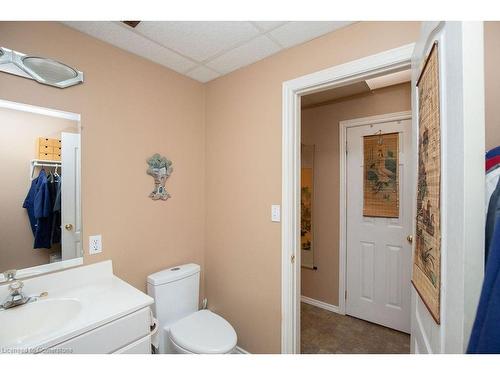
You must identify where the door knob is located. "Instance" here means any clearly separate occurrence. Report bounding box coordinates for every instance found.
[65,224,73,231]
[406,235,413,244]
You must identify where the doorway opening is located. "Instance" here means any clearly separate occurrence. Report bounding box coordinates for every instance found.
[283,22,487,355]
[300,73,412,353]
[281,43,415,354]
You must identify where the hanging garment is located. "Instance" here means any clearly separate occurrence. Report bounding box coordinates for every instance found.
[23,174,40,235]
[23,169,53,249]
[486,166,500,214]
[469,147,500,352]
[33,169,53,249]
[486,155,500,173]
[486,178,500,263]
[467,199,500,353]
[486,146,500,160]
[51,175,62,244]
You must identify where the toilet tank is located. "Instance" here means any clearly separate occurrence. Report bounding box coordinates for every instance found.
[147,264,200,330]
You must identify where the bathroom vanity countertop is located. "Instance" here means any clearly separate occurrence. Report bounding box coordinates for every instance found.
[0,261,154,352]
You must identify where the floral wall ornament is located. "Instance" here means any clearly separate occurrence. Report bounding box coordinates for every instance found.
[146,153,173,200]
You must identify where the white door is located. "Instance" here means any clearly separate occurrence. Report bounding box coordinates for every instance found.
[410,22,485,354]
[61,132,81,260]
[346,116,412,333]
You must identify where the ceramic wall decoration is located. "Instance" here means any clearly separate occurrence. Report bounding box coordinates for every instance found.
[146,153,173,201]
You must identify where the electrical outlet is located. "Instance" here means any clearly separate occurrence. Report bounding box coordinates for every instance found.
[271,204,281,222]
[89,235,102,255]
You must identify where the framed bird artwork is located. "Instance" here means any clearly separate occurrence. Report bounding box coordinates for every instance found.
[363,131,399,218]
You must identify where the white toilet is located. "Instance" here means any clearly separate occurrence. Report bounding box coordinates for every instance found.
[147,263,237,354]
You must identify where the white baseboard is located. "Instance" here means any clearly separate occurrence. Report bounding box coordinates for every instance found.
[301,295,343,315]
[234,346,250,354]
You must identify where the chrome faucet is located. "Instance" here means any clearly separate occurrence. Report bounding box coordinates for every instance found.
[1,269,31,310]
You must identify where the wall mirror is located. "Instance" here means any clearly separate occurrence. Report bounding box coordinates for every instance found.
[0,99,82,281]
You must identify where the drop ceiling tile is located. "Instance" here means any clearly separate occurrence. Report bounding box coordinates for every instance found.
[252,21,287,31]
[269,21,354,48]
[63,22,196,74]
[184,66,220,83]
[135,21,261,62]
[63,21,358,83]
[206,35,281,75]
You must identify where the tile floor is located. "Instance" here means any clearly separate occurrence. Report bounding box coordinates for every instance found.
[301,302,410,354]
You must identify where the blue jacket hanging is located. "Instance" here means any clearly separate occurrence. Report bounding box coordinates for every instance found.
[486,146,500,160]
[23,176,39,235]
[51,175,62,244]
[485,179,500,263]
[23,169,53,249]
[467,185,500,353]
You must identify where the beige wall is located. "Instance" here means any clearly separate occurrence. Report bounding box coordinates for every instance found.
[300,83,411,307]
[205,22,420,353]
[0,22,206,293]
[0,21,421,354]
[0,107,78,270]
[485,22,500,150]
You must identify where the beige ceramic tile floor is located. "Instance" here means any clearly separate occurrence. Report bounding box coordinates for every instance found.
[301,302,410,354]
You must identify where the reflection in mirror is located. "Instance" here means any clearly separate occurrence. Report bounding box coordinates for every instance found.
[301,143,315,269]
[0,101,81,279]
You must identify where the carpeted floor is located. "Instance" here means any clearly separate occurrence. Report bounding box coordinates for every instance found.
[301,302,410,354]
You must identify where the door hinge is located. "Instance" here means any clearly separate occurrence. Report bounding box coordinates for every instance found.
[345,290,347,300]
[291,255,295,264]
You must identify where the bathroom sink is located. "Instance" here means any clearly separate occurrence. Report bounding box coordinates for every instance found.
[0,298,82,348]
[0,261,154,353]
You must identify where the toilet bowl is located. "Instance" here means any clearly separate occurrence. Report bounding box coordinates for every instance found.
[167,310,237,354]
[147,264,237,354]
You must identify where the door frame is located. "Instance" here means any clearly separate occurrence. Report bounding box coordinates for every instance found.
[338,111,412,316]
[281,43,415,354]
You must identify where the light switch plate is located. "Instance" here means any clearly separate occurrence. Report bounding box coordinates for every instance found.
[271,204,281,222]
[89,235,102,255]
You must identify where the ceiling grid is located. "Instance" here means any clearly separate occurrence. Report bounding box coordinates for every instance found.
[63,21,354,82]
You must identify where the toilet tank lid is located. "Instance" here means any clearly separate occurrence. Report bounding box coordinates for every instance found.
[147,263,200,285]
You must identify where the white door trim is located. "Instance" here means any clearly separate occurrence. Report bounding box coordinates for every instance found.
[301,295,342,315]
[338,111,412,316]
[281,43,415,354]
[409,21,485,354]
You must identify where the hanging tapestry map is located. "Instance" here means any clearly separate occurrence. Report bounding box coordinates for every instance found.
[412,42,442,324]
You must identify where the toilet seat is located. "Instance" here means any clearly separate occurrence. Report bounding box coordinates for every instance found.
[169,310,237,354]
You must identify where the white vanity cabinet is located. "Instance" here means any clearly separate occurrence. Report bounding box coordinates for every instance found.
[0,261,155,354]
[44,307,152,354]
